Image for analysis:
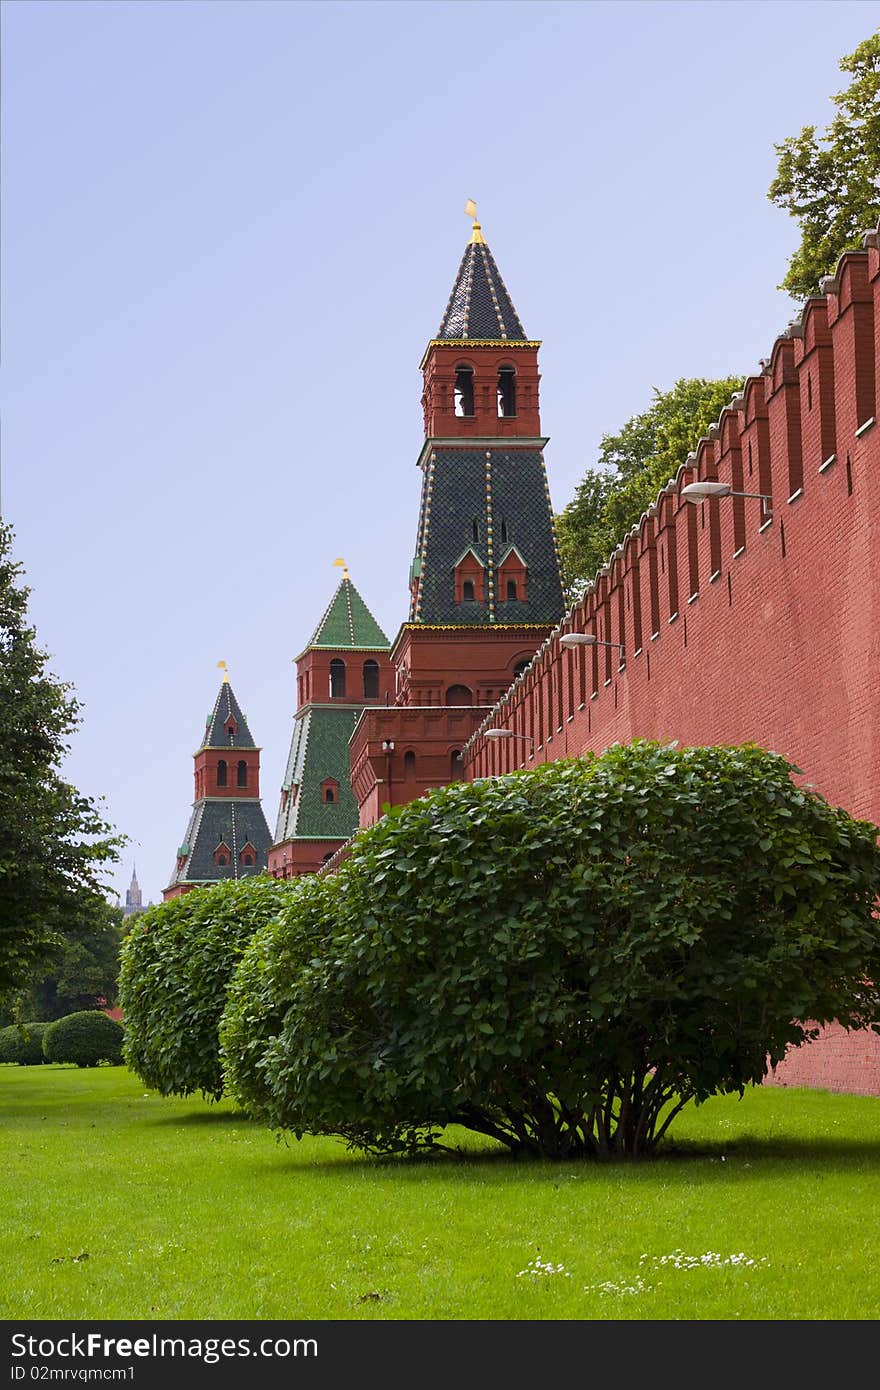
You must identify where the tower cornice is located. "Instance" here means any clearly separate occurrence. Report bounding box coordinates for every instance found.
[420,338,542,370]
[415,437,549,470]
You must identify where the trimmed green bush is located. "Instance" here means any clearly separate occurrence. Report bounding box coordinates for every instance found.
[221,743,880,1160]
[43,1011,124,1067]
[119,876,293,1100]
[220,873,348,1124]
[0,1021,50,1065]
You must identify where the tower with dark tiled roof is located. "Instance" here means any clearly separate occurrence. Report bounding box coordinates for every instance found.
[412,210,565,630]
[268,568,393,877]
[349,207,566,827]
[163,671,272,899]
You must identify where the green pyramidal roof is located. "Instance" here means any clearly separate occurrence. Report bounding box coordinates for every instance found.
[306,577,389,650]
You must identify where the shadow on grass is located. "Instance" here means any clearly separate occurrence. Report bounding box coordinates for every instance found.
[253,1132,880,1182]
[148,1108,253,1128]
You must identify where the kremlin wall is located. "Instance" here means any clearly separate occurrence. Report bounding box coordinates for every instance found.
[165,214,880,1099]
[464,233,880,1097]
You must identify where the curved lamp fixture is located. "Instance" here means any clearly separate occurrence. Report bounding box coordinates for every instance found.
[484,729,535,751]
[559,632,625,657]
[680,480,772,517]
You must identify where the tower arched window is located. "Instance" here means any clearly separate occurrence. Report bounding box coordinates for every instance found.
[237,760,248,788]
[329,659,346,698]
[462,580,475,601]
[454,364,474,418]
[506,579,518,600]
[363,659,379,699]
[450,749,464,780]
[216,759,228,788]
[497,364,517,418]
[404,750,416,780]
[445,684,473,706]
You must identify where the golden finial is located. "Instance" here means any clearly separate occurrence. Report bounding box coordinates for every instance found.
[465,198,485,245]
[216,660,229,683]
[333,557,350,580]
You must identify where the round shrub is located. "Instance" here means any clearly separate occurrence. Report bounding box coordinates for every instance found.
[43,1011,124,1067]
[119,875,293,1100]
[221,872,348,1124]
[0,1021,50,1065]
[221,743,880,1160]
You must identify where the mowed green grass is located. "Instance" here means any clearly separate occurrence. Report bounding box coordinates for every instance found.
[3,1064,880,1320]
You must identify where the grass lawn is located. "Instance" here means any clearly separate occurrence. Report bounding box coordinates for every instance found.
[3,1063,880,1321]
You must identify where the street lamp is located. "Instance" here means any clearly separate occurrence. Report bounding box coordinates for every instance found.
[680,480,772,518]
[559,632,625,657]
[484,728,535,751]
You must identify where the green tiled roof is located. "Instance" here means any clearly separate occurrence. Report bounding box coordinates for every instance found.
[307,578,389,650]
[274,706,360,843]
[410,448,565,626]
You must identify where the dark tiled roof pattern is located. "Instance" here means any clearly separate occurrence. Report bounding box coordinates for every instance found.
[203,681,256,750]
[308,578,389,650]
[437,241,526,341]
[274,706,361,843]
[166,797,272,888]
[412,449,564,627]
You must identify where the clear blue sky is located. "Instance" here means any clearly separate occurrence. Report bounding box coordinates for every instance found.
[2,0,875,905]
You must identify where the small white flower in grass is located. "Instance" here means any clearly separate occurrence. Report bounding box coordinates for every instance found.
[584,1277,650,1298]
[644,1249,769,1272]
[516,1257,572,1279]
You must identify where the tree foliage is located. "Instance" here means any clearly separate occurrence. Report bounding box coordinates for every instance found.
[0,523,123,998]
[43,1010,124,1067]
[1,900,127,1025]
[769,32,880,300]
[222,744,880,1161]
[555,378,742,596]
[119,877,293,1101]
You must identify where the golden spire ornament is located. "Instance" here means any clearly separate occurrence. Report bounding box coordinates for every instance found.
[465,198,485,245]
[333,557,350,580]
[216,660,229,683]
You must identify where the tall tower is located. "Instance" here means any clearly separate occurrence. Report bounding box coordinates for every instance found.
[163,669,272,899]
[350,208,565,825]
[122,865,143,917]
[268,568,392,877]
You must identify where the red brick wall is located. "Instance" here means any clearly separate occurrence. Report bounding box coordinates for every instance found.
[465,237,880,1097]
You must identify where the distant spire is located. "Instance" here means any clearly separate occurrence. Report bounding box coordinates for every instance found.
[123,863,143,916]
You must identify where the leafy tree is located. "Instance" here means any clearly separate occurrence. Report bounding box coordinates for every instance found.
[222,744,880,1161]
[2,900,127,1024]
[119,876,293,1101]
[769,32,880,300]
[556,377,742,596]
[0,524,123,999]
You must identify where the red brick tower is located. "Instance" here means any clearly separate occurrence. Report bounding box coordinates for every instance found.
[164,665,272,898]
[350,208,565,824]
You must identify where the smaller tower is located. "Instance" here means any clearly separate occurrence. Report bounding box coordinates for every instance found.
[164,667,272,899]
[269,566,392,877]
[122,865,143,917]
